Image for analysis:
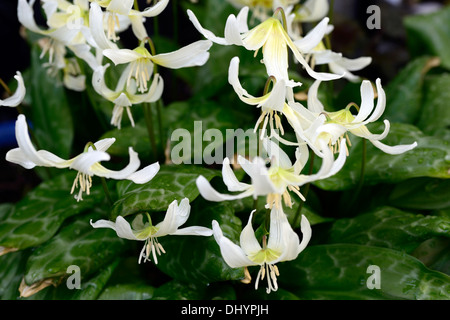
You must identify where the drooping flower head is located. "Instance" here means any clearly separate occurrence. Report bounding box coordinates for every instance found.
[212,206,311,293]
[196,136,347,209]
[90,198,213,264]
[6,115,160,201]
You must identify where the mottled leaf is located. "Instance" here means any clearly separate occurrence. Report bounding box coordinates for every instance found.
[325,206,450,252]
[23,209,126,287]
[155,200,245,284]
[0,172,104,250]
[278,244,450,300]
[112,164,220,218]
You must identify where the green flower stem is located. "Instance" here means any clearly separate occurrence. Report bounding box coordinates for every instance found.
[349,138,367,210]
[293,152,315,227]
[156,99,164,161]
[144,102,158,162]
[100,176,114,207]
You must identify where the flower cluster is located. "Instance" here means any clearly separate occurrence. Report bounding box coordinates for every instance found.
[190,4,417,293]
[3,0,420,296]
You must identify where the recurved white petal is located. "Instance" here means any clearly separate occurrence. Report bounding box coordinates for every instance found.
[0,72,26,107]
[222,157,250,192]
[135,0,169,17]
[352,80,374,123]
[307,79,325,113]
[196,175,254,201]
[212,220,256,268]
[90,146,140,179]
[187,9,229,45]
[294,17,329,53]
[240,211,262,256]
[91,216,140,240]
[371,140,418,155]
[172,226,213,236]
[103,48,142,65]
[151,40,212,69]
[155,198,190,237]
[126,161,160,184]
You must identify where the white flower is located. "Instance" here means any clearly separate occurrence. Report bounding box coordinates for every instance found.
[187,7,342,85]
[103,39,212,94]
[228,56,287,135]
[212,206,311,293]
[90,198,213,264]
[287,78,418,155]
[0,72,26,107]
[92,63,164,128]
[196,136,347,208]
[5,114,160,201]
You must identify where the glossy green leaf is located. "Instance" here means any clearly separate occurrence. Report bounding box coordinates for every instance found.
[389,178,450,210]
[325,206,450,252]
[0,172,104,250]
[24,259,120,300]
[382,56,441,124]
[112,164,220,218]
[314,123,450,190]
[98,283,155,300]
[28,45,74,159]
[152,280,207,300]
[155,200,245,284]
[278,244,450,300]
[412,237,450,276]
[23,209,126,287]
[404,6,450,69]
[0,250,30,300]
[416,73,450,138]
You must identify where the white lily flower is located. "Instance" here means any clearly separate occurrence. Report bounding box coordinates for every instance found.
[196,136,347,208]
[285,79,418,155]
[18,0,89,45]
[5,114,160,201]
[212,207,311,293]
[228,56,287,135]
[90,198,213,264]
[187,7,342,86]
[0,72,26,107]
[92,63,164,128]
[103,39,212,94]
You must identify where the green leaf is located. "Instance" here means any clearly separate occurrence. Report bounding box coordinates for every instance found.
[412,237,450,276]
[388,178,450,210]
[23,259,120,300]
[155,200,245,284]
[325,206,450,253]
[28,45,74,159]
[151,280,207,300]
[404,6,450,70]
[314,123,450,191]
[278,244,450,299]
[382,56,441,124]
[0,172,104,250]
[98,283,155,300]
[0,250,30,300]
[416,73,450,137]
[23,209,126,287]
[112,164,220,218]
